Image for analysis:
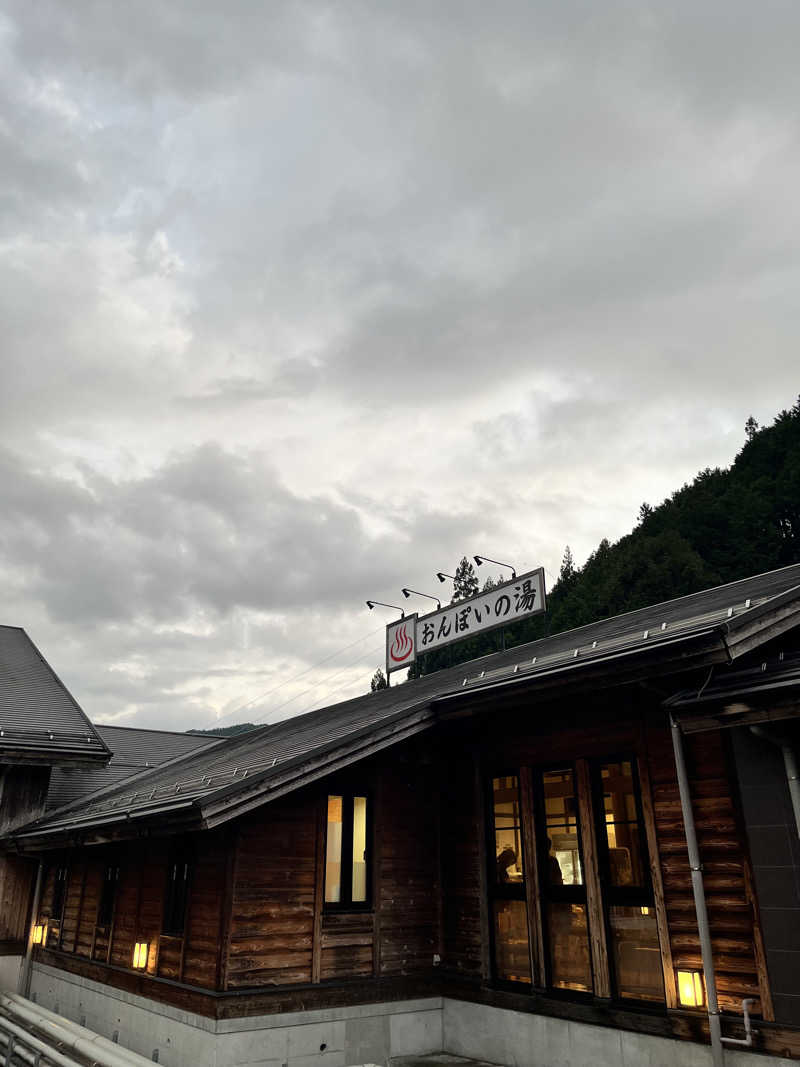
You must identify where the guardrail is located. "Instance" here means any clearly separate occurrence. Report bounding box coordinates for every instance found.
[0,994,152,1067]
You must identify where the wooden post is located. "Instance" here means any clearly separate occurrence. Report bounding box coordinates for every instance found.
[371,775,383,978]
[637,741,678,1009]
[312,796,326,984]
[472,748,491,982]
[218,827,240,992]
[576,758,611,998]
[519,766,545,988]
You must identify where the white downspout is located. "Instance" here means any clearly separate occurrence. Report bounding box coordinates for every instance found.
[670,714,725,1067]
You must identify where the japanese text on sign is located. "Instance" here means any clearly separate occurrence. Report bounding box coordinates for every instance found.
[416,568,546,655]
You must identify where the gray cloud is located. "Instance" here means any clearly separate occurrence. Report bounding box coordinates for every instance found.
[1,1,798,728]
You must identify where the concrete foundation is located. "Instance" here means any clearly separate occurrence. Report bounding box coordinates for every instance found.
[29,963,442,1067]
[28,964,796,1067]
[443,998,795,1067]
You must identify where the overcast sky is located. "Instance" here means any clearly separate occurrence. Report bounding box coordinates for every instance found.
[2,2,799,731]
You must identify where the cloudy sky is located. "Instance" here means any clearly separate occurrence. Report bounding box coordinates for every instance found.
[2,2,799,731]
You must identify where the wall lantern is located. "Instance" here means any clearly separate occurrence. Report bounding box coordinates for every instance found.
[677,969,705,1008]
[32,923,46,946]
[132,942,149,970]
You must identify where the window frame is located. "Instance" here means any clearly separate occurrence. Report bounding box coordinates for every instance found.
[486,771,532,988]
[533,762,595,999]
[591,754,665,1006]
[97,860,120,928]
[323,791,372,911]
[162,842,193,937]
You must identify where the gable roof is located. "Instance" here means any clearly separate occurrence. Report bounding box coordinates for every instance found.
[0,626,111,765]
[10,562,800,847]
[46,725,223,810]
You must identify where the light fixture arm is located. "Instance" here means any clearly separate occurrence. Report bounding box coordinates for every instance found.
[473,555,517,580]
[365,600,405,618]
[401,588,442,610]
[436,572,455,583]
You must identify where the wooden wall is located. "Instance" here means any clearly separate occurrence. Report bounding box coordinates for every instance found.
[40,832,227,990]
[223,743,439,990]
[645,722,771,1016]
[440,750,483,979]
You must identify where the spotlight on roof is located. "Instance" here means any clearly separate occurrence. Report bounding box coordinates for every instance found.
[436,572,455,583]
[473,555,517,580]
[401,588,442,609]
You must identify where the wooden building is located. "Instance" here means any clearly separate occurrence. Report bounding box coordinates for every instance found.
[0,625,111,984]
[5,566,800,1067]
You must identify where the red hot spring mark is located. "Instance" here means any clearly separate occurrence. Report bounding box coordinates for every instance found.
[389,623,413,663]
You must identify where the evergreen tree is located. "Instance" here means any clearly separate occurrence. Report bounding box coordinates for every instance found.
[452,556,479,602]
[745,415,759,442]
[370,667,388,692]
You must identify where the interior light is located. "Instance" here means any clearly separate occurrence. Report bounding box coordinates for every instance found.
[640,906,650,916]
[32,923,45,946]
[132,942,149,970]
[677,969,705,1008]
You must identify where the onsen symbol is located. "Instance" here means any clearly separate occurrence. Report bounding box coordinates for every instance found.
[389,623,413,662]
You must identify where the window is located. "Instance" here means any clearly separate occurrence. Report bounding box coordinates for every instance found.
[595,759,664,1003]
[97,863,120,927]
[488,775,531,984]
[537,768,593,993]
[51,864,68,925]
[324,793,370,907]
[162,845,192,936]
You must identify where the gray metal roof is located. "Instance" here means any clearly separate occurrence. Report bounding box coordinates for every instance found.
[0,626,111,764]
[11,562,800,845]
[46,726,223,810]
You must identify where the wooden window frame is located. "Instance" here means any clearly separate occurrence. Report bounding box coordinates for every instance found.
[486,771,532,989]
[591,754,665,1006]
[162,843,193,937]
[323,791,372,912]
[534,761,597,1000]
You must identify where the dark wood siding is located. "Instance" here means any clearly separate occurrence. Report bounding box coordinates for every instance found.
[226,795,317,988]
[440,750,483,978]
[646,722,767,1015]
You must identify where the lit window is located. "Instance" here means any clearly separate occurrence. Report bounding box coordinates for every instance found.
[132,941,149,969]
[324,793,370,907]
[488,775,531,985]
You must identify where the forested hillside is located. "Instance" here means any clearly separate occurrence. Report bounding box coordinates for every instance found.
[410,397,800,678]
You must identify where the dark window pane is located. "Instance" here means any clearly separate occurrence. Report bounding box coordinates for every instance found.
[492,776,524,885]
[52,866,68,920]
[97,865,119,926]
[601,761,646,887]
[609,906,665,1002]
[351,796,368,903]
[493,899,531,983]
[163,853,190,935]
[547,901,593,992]
[542,769,582,886]
[325,795,343,903]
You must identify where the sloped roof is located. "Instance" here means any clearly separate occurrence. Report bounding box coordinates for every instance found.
[10,562,800,846]
[46,725,222,809]
[0,626,110,764]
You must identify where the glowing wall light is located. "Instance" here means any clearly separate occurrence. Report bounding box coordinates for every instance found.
[677,969,705,1008]
[32,923,45,946]
[132,942,149,970]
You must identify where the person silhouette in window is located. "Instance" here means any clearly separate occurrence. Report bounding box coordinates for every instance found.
[546,837,563,885]
[496,846,518,882]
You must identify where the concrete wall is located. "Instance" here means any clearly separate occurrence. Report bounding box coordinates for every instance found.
[27,964,798,1067]
[29,963,442,1067]
[442,998,794,1067]
[0,955,21,991]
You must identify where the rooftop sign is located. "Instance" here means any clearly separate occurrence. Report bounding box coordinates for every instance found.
[385,567,546,675]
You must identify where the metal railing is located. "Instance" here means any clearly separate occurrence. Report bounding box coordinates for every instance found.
[0,995,152,1067]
